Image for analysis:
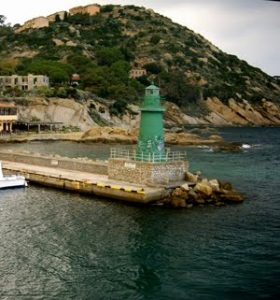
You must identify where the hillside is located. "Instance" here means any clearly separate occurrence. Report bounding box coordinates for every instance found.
[0,4,280,126]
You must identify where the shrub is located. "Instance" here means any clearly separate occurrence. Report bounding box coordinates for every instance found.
[109,99,127,116]
[100,5,114,13]
[160,71,201,106]
[96,47,124,66]
[150,34,161,44]
[67,13,92,25]
[144,63,162,74]
[16,58,73,85]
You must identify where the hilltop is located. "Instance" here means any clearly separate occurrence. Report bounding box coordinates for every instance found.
[0,4,280,126]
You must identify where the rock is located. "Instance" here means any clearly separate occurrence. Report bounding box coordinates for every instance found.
[206,197,214,204]
[172,188,188,199]
[205,97,249,125]
[221,190,244,203]
[201,178,208,184]
[213,142,242,152]
[215,201,225,207]
[209,179,220,192]
[170,197,187,208]
[18,97,94,132]
[185,171,198,184]
[181,183,190,191]
[53,38,64,46]
[188,190,199,202]
[195,198,206,205]
[169,127,184,133]
[66,40,77,47]
[220,181,233,191]
[208,134,223,141]
[155,198,171,206]
[82,127,137,143]
[228,98,271,126]
[195,171,202,177]
[194,182,213,197]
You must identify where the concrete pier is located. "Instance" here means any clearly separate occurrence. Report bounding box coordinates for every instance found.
[0,151,167,204]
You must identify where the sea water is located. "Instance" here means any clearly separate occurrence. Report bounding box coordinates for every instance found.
[0,127,279,299]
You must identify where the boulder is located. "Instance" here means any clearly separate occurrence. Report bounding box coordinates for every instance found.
[188,190,199,202]
[194,182,213,197]
[209,179,220,192]
[215,201,225,207]
[208,134,223,141]
[195,198,206,205]
[220,181,233,191]
[214,142,242,153]
[170,197,187,208]
[172,188,188,199]
[221,190,244,203]
[185,171,199,184]
[201,178,209,184]
[181,183,190,191]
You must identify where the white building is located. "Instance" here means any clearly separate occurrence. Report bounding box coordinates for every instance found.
[0,74,49,91]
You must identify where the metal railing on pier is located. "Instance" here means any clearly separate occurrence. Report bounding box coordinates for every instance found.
[110,148,187,163]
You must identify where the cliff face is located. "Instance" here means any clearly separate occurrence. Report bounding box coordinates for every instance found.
[17,98,95,131]
[16,96,280,130]
[165,98,280,126]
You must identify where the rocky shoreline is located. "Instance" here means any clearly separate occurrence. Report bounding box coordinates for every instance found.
[0,127,243,152]
[157,171,245,208]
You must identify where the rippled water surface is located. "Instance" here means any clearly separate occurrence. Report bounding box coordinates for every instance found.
[0,128,279,299]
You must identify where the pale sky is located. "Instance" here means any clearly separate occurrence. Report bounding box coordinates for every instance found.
[1,0,280,76]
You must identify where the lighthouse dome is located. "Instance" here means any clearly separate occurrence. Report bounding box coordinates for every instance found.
[145,83,160,96]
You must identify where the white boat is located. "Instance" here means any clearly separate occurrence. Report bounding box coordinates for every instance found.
[0,161,27,189]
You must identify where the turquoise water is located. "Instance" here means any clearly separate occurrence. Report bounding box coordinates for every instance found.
[0,128,279,299]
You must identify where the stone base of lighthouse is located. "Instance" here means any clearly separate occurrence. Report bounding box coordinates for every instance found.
[108,158,189,185]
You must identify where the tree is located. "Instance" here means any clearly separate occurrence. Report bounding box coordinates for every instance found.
[0,15,6,26]
[67,13,92,25]
[96,47,124,66]
[110,60,130,83]
[144,63,162,74]
[55,14,61,23]
[63,12,68,22]
[16,58,74,85]
[160,71,201,106]
[67,54,95,73]
[0,58,18,74]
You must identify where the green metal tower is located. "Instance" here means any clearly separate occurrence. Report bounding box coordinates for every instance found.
[136,84,165,161]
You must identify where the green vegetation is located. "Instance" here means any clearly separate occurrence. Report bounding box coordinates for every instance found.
[16,58,73,84]
[0,4,279,116]
[89,109,110,126]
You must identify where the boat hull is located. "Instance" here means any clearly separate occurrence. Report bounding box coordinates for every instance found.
[0,176,27,189]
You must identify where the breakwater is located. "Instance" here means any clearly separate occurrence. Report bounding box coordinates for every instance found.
[0,150,166,203]
[0,150,244,207]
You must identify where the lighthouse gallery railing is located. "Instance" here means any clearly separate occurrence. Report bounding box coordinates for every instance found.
[110,148,187,163]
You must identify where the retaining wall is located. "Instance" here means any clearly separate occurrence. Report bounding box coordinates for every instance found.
[108,158,188,184]
[0,151,108,175]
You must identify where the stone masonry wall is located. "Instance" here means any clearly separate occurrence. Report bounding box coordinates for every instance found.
[17,4,100,33]
[108,159,188,184]
[47,11,67,22]
[69,4,100,16]
[16,17,49,33]
[0,151,108,175]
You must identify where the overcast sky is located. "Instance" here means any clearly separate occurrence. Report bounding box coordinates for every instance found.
[2,0,280,76]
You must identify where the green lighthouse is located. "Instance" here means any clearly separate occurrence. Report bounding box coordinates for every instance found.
[137,83,165,161]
